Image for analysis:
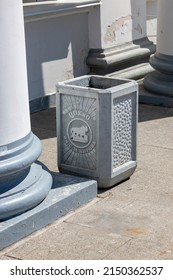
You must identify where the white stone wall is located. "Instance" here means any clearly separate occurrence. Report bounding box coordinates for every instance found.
[23,1,157,102]
[89,0,148,49]
[101,0,147,49]
[25,12,90,100]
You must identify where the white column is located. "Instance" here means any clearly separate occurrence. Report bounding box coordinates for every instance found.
[0,0,30,146]
[0,0,52,221]
[157,0,173,56]
[144,0,173,95]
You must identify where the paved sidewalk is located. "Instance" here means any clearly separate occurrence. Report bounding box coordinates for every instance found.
[0,103,173,260]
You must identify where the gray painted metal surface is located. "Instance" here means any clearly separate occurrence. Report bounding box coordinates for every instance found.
[57,75,138,188]
[0,173,97,250]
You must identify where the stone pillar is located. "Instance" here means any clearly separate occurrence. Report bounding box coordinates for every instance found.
[144,0,173,95]
[87,0,155,78]
[0,0,52,220]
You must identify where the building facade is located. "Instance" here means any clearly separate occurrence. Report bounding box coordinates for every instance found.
[23,0,157,111]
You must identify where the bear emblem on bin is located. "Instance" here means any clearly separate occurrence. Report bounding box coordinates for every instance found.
[70,126,88,144]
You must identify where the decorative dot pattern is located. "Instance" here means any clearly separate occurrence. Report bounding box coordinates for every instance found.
[112,97,132,169]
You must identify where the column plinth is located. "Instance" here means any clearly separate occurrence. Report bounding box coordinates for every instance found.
[144,0,173,96]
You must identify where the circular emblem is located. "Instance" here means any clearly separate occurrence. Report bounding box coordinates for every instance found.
[67,118,92,149]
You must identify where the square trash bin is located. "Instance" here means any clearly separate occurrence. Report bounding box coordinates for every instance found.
[56,75,138,188]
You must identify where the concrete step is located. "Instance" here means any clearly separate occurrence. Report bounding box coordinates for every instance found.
[107,63,154,81]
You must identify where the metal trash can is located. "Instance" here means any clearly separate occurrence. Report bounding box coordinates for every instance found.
[56,75,138,188]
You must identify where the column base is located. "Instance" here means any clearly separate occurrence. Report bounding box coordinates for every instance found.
[143,71,173,96]
[0,133,52,221]
[0,163,52,221]
[149,52,173,74]
[87,37,156,75]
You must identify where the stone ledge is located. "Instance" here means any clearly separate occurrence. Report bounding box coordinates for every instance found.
[107,63,155,81]
[29,93,56,113]
[24,0,101,22]
[0,172,97,250]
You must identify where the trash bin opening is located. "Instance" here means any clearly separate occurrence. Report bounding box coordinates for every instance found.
[63,76,129,90]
